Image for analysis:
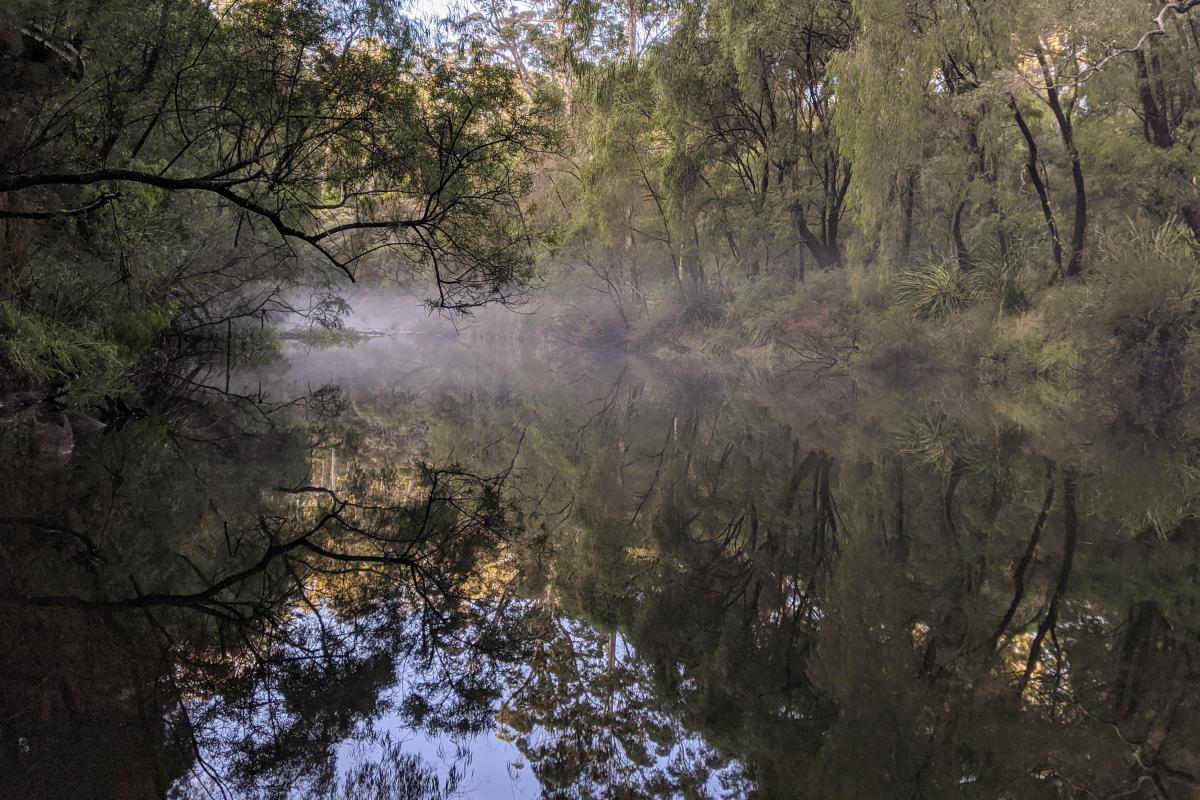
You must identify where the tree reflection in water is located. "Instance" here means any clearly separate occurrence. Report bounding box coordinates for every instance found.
[3,344,1200,799]
[396,346,1200,799]
[0,385,532,799]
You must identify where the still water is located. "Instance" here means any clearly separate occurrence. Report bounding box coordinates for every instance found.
[2,315,1199,799]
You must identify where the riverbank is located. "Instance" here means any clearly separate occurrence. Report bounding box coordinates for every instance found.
[525,222,1200,439]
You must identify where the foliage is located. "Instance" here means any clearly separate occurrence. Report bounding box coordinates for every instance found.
[892,260,971,320]
[0,0,552,404]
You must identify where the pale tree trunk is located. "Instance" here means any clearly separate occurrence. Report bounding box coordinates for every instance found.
[626,0,638,61]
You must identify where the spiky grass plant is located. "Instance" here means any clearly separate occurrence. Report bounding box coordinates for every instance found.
[893,259,969,320]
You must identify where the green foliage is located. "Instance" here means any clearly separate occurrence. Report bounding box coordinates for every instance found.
[103,304,177,357]
[672,285,724,328]
[892,260,970,320]
[0,301,128,399]
[725,277,797,345]
[893,412,968,472]
[1,0,552,404]
[987,321,1084,385]
[1097,221,1200,344]
[891,249,1031,322]
[966,256,1032,315]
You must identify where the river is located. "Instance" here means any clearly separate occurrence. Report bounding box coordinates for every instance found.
[3,309,1198,799]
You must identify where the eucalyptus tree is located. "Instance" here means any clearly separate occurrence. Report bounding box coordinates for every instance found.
[1079,0,1200,242]
[560,0,857,314]
[837,0,1200,280]
[632,0,856,282]
[3,0,550,297]
[458,0,635,105]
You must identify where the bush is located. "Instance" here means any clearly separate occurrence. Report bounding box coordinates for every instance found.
[966,257,1031,314]
[0,301,129,401]
[1093,220,1200,392]
[674,285,724,328]
[983,311,1085,385]
[893,249,1033,322]
[893,259,969,320]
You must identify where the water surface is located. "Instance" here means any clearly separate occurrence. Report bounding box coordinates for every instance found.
[3,325,1198,799]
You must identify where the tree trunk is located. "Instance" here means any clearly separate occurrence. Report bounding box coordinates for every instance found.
[899,169,916,264]
[1135,51,1174,148]
[1018,468,1078,695]
[626,0,638,61]
[1132,50,1200,241]
[797,213,839,269]
[952,200,973,271]
[1034,42,1087,278]
[1182,206,1200,240]
[681,245,704,286]
[1009,95,1063,272]
[555,5,573,111]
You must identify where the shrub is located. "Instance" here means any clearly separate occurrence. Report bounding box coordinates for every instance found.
[660,284,724,330]
[1093,220,1200,392]
[965,257,1031,315]
[893,259,969,320]
[0,301,129,402]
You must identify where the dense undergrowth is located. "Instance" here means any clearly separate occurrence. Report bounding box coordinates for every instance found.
[537,219,1200,430]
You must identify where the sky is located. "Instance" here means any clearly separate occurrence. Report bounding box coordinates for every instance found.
[406,0,462,20]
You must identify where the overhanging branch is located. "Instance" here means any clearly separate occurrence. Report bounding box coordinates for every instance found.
[0,169,432,281]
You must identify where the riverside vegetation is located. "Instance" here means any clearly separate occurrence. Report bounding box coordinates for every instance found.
[5,0,1200,410]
